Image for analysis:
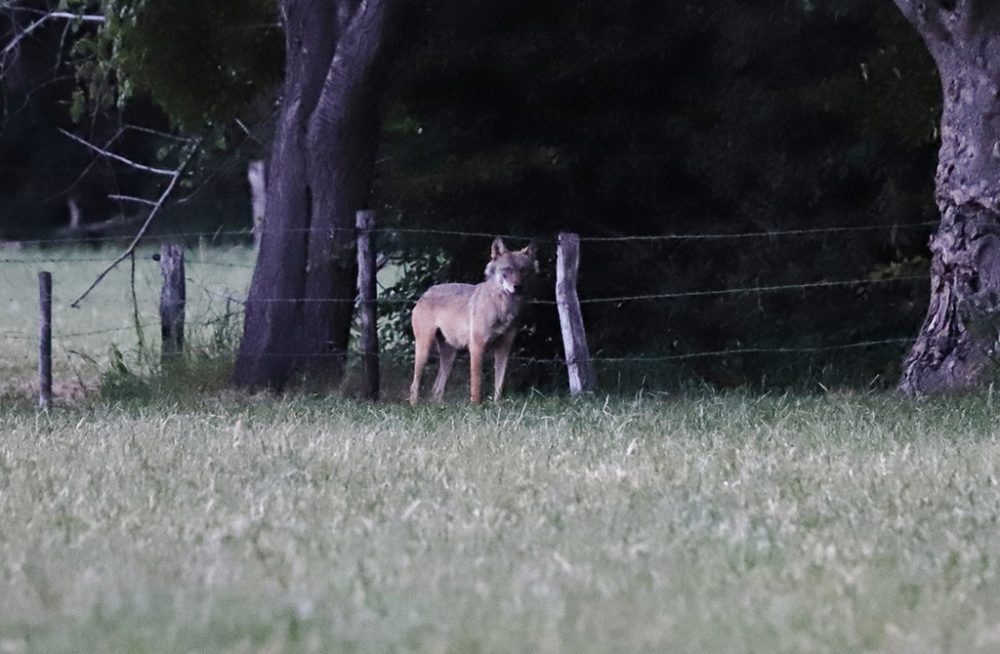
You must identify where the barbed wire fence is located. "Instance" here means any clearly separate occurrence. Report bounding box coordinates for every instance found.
[0,215,931,403]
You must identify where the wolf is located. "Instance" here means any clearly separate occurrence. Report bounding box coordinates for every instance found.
[409,238,538,405]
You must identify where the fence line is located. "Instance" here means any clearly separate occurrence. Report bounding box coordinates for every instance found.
[172,272,925,307]
[572,222,939,242]
[4,326,911,358]
[2,221,929,399]
[0,255,256,265]
[1,262,930,306]
[65,336,905,362]
[512,338,915,364]
[0,256,121,264]
[1,325,153,340]
[568,275,925,304]
[4,219,936,248]
[187,260,256,269]
[6,231,253,247]
[377,222,938,242]
[1,317,239,342]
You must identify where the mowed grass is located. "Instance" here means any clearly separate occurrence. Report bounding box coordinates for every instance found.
[2,393,1000,653]
[4,247,1000,652]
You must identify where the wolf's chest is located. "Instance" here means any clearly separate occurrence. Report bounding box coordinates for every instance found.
[475,299,521,342]
[489,307,519,334]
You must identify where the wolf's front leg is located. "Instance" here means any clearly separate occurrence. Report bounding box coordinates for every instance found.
[493,328,518,402]
[469,339,485,404]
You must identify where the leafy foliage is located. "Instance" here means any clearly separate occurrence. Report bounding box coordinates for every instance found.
[99,344,152,402]
[73,0,283,128]
[373,0,942,388]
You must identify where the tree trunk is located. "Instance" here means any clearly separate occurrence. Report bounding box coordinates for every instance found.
[233,0,403,391]
[894,0,1000,395]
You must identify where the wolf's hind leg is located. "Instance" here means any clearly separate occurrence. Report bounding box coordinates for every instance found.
[410,325,435,406]
[431,339,457,401]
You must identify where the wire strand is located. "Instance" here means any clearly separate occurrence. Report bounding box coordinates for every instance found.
[4,220,935,247]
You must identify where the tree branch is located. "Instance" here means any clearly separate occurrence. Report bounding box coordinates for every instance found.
[891,0,955,51]
[891,0,918,24]
[956,0,1000,39]
[123,124,197,144]
[311,0,397,136]
[1,10,104,63]
[70,139,203,308]
[29,11,105,23]
[108,194,158,207]
[58,128,179,177]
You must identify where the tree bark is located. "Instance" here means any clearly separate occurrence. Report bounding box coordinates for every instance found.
[233,0,404,391]
[894,0,1000,395]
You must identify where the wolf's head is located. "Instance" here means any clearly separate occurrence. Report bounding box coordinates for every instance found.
[485,238,538,296]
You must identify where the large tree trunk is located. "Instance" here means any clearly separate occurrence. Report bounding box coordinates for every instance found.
[894,0,1000,395]
[233,0,402,391]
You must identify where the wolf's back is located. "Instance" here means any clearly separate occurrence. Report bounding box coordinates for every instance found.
[416,283,476,308]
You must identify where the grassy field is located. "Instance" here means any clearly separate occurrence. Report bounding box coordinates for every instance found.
[0,244,418,400]
[1,244,254,396]
[2,393,1000,653]
[4,247,1000,652]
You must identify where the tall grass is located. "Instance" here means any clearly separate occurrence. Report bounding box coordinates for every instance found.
[2,393,1000,653]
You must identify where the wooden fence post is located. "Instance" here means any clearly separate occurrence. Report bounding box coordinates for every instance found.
[159,244,185,365]
[247,160,266,248]
[556,232,596,394]
[356,210,380,400]
[38,271,52,410]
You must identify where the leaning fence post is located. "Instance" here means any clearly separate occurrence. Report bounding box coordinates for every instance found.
[159,243,185,365]
[556,232,596,394]
[38,271,52,410]
[356,210,380,400]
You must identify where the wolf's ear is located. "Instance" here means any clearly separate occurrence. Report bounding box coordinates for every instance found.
[491,238,508,260]
[521,240,537,260]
